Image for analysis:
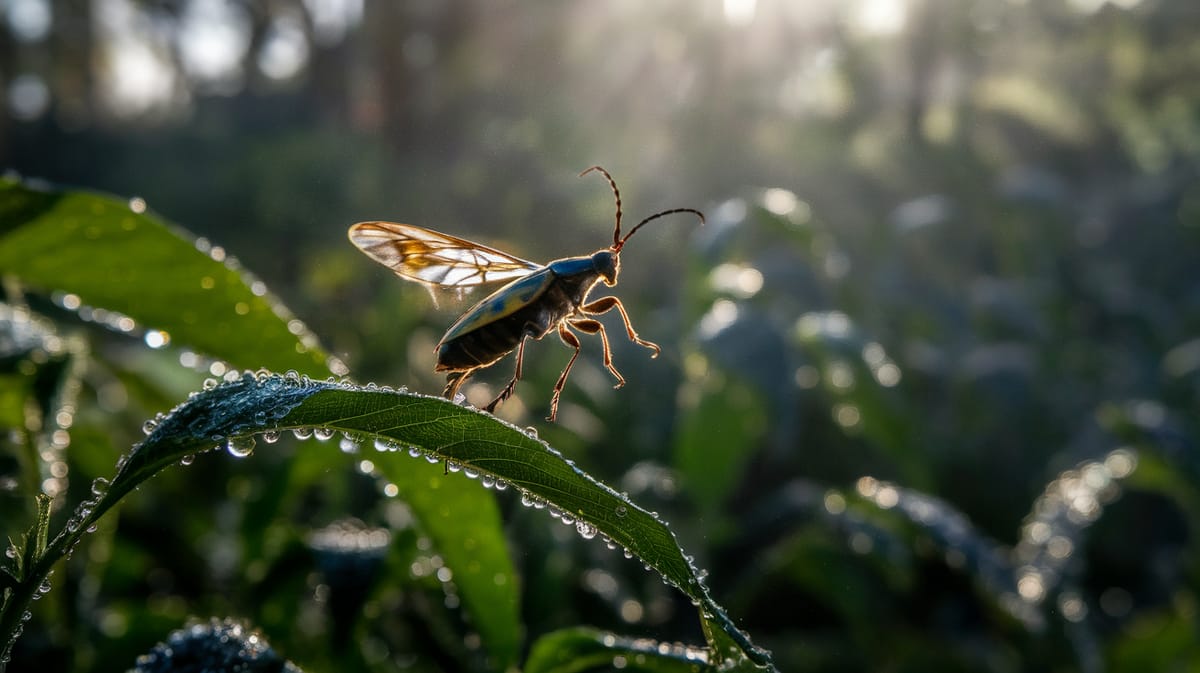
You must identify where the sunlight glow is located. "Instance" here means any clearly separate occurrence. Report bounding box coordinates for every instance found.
[101,41,177,116]
[96,0,178,116]
[178,0,251,87]
[852,0,907,36]
[723,0,757,26]
[304,0,364,46]
[8,74,49,120]
[5,0,51,42]
[258,13,310,80]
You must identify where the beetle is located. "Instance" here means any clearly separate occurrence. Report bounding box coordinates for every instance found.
[347,166,704,421]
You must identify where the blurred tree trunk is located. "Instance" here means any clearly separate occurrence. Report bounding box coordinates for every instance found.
[51,0,94,128]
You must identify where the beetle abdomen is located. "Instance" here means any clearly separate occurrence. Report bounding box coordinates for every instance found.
[435,298,561,371]
[437,313,530,370]
[435,262,605,372]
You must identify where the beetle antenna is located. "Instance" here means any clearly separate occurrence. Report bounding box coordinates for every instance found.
[616,208,705,251]
[579,166,623,247]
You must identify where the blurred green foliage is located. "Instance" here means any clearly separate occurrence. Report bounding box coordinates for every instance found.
[2,0,1200,671]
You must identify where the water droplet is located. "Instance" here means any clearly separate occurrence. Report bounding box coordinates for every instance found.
[446,462,462,473]
[339,437,360,453]
[493,480,508,491]
[408,446,422,457]
[141,419,158,435]
[313,427,335,441]
[463,467,479,479]
[254,411,267,424]
[226,436,256,458]
[481,475,496,488]
[86,523,98,533]
[615,505,628,518]
[292,427,313,440]
[90,477,110,496]
[576,521,597,539]
[5,546,16,559]
[524,426,539,439]
[202,378,219,390]
[261,430,280,444]
[180,454,195,466]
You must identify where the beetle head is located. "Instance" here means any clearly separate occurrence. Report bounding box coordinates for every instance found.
[592,250,619,286]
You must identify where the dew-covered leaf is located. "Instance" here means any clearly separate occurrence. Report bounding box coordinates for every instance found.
[525,626,716,673]
[0,178,331,377]
[60,373,773,670]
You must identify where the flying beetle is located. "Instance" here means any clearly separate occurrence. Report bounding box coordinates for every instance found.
[347,166,704,421]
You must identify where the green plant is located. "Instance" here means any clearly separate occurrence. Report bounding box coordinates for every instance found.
[0,178,774,671]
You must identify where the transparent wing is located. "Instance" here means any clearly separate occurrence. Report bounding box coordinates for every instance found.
[348,221,541,288]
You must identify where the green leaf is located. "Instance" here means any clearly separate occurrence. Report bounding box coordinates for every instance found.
[0,177,332,377]
[373,451,519,669]
[674,375,766,521]
[30,494,49,561]
[51,373,772,670]
[525,627,714,673]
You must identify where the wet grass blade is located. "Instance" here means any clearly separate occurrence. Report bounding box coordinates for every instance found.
[525,627,715,673]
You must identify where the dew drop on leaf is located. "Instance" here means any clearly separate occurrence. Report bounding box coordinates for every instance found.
[226,436,256,458]
[90,477,110,496]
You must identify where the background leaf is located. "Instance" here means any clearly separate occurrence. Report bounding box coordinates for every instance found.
[0,178,333,377]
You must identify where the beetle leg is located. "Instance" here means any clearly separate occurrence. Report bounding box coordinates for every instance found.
[570,318,625,388]
[443,369,474,402]
[486,336,527,414]
[579,296,660,358]
[548,323,583,422]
